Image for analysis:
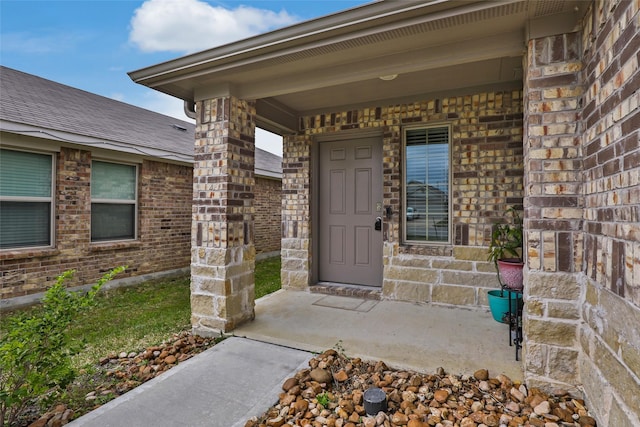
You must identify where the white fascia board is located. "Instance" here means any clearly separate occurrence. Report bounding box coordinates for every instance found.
[255,168,282,180]
[128,0,521,91]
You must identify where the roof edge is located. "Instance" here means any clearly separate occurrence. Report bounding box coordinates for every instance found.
[0,121,193,164]
[128,0,489,88]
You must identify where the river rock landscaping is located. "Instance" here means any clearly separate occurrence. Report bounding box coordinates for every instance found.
[24,331,216,427]
[246,349,597,427]
[26,339,597,427]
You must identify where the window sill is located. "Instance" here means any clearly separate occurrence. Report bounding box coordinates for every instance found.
[399,244,453,257]
[0,247,60,261]
[89,240,142,252]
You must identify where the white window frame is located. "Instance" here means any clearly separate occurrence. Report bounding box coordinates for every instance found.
[0,148,55,250]
[402,123,452,245]
[90,159,138,243]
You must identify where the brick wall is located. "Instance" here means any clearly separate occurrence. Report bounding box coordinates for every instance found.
[190,96,256,334]
[578,0,640,425]
[522,30,585,393]
[1,146,192,301]
[282,89,524,305]
[281,134,313,289]
[254,176,281,255]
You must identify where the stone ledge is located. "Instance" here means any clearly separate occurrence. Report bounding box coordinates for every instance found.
[310,283,381,300]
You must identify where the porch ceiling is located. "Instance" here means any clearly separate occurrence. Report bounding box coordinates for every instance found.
[129,0,586,134]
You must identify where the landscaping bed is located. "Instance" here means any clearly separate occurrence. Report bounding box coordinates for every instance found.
[246,349,597,427]
[21,331,218,427]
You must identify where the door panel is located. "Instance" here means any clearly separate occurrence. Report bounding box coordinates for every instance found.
[330,170,346,214]
[354,226,371,265]
[319,137,383,287]
[355,168,372,214]
[329,226,346,264]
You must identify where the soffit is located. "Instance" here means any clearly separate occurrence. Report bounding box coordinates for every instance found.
[130,0,585,132]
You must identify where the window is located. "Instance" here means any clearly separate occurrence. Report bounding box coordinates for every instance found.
[403,125,450,243]
[91,160,137,242]
[0,149,54,249]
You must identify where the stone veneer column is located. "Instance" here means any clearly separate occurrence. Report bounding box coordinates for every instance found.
[523,32,585,391]
[280,134,312,289]
[191,96,256,335]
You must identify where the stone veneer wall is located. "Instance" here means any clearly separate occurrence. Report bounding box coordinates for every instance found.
[0,145,192,301]
[190,96,256,335]
[523,1,639,424]
[578,0,640,425]
[282,90,524,308]
[281,134,313,289]
[254,176,282,255]
[522,30,585,393]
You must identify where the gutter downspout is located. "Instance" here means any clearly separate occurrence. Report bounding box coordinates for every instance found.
[184,100,196,119]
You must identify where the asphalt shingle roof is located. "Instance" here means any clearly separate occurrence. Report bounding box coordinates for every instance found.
[0,66,281,175]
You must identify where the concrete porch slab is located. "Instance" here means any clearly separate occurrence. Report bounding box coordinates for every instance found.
[234,289,524,381]
[312,294,379,312]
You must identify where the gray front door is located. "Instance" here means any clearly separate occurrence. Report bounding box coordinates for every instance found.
[319,137,383,287]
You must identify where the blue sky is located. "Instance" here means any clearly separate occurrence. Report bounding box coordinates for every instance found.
[1,0,368,155]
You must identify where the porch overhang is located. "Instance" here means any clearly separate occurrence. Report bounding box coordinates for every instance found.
[128,0,586,135]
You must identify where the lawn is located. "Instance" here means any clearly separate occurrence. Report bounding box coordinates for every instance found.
[70,255,281,367]
[0,256,282,426]
[36,256,279,368]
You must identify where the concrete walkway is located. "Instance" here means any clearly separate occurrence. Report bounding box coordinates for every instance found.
[69,289,523,426]
[69,337,312,427]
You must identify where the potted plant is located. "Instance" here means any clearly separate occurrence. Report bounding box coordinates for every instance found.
[486,206,524,323]
[488,206,524,290]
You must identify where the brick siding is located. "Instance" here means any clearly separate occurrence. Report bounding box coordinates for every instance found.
[578,0,640,424]
[190,96,257,334]
[1,141,282,304]
[1,146,192,300]
[254,176,282,255]
[282,89,524,303]
[522,1,639,424]
[522,30,585,393]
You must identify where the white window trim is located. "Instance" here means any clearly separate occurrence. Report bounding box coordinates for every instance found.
[90,160,139,243]
[402,123,452,245]
[0,148,56,250]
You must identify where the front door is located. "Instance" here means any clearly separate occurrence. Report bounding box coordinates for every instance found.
[319,137,383,287]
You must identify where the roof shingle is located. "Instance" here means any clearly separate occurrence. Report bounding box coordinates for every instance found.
[0,66,281,176]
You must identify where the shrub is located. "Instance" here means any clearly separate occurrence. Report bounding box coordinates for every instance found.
[0,267,125,426]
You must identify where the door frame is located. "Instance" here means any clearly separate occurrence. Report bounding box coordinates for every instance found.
[311,128,384,286]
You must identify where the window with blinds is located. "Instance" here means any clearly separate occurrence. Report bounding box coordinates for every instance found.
[0,149,54,249]
[91,160,137,242]
[403,125,450,243]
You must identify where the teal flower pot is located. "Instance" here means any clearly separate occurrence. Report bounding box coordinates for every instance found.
[487,289,522,323]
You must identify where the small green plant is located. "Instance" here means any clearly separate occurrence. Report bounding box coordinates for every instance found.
[316,392,331,407]
[333,340,349,360]
[0,266,125,426]
[487,206,523,267]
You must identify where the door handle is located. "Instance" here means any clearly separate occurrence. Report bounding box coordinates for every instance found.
[375,217,382,231]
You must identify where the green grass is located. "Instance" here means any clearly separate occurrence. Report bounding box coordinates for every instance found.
[1,256,282,425]
[3,256,282,369]
[255,256,282,299]
[70,274,193,368]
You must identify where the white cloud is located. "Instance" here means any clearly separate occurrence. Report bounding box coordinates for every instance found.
[129,0,298,54]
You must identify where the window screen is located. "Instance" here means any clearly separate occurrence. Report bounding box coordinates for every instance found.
[404,126,450,243]
[91,160,137,242]
[0,149,53,249]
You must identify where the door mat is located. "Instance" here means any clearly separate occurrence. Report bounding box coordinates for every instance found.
[312,295,378,312]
